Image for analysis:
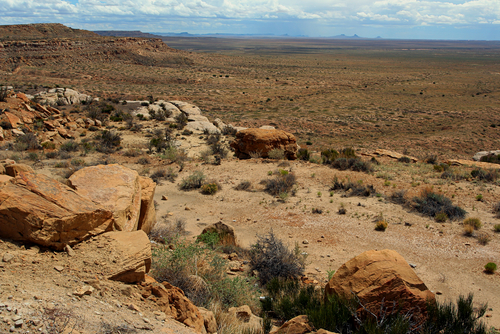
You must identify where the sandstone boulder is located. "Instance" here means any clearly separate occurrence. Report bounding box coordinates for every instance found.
[138,176,157,234]
[69,164,141,232]
[98,230,152,283]
[34,88,92,105]
[185,121,220,134]
[198,307,217,333]
[140,281,206,333]
[0,172,114,250]
[199,221,237,246]
[270,315,313,334]
[170,101,202,116]
[370,149,418,163]
[5,163,34,177]
[231,128,298,160]
[227,305,263,334]
[325,249,435,324]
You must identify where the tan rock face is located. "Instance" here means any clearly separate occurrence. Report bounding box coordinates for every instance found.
[227,305,263,334]
[69,164,142,232]
[140,281,206,333]
[0,172,114,250]
[230,128,298,160]
[138,176,157,234]
[198,307,217,334]
[5,163,34,177]
[101,230,152,283]
[325,249,435,325]
[270,315,313,334]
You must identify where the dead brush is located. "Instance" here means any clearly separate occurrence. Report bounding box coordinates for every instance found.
[149,217,187,244]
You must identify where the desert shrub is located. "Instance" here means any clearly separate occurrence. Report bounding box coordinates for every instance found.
[150,167,177,184]
[494,224,500,233]
[175,113,188,129]
[211,142,228,160]
[71,158,85,166]
[422,294,488,334]
[433,163,450,172]
[480,154,500,164]
[264,173,297,196]
[0,86,8,102]
[201,182,220,195]
[464,217,482,230]
[123,148,141,157]
[235,181,252,191]
[471,168,499,183]
[15,133,40,151]
[222,125,237,136]
[484,263,497,274]
[180,171,205,190]
[413,189,466,220]
[424,155,438,164]
[329,157,373,173]
[59,140,79,152]
[463,224,475,236]
[41,141,56,150]
[435,212,448,223]
[268,148,285,160]
[85,104,108,123]
[95,130,121,153]
[389,190,407,205]
[45,151,58,159]
[398,156,412,163]
[137,157,150,165]
[477,233,491,245]
[375,220,388,231]
[249,150,262,159]
[149,217,186,244]
[493,202,500,218]
[321,149,339,164]
[153,238,257,309]
[250,231,304,285]
[330,177,376,197]
[441,169,468,181]
[27,152,38,161]
[297,148,310,161]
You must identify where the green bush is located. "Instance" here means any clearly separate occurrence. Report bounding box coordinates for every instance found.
[471,168,499,183]
[297,148,310,161]
[180,171,205,190]
[484,262,497,274]
[494,224,500,233]
[413,189,466,221]
[15,133,40,151]
[201,182,219,195]
[464,217,482,230]
[95,130,121,153]
[374,220,388,231]
[264,173,296,196]
[268,148,285,160]
[398,156,412,163]
[150,167,177,184]
[235,181,252,191]
[59,140,79,152]
[249,231,304,285]
[330,177,376,197]
[435,212,448,223]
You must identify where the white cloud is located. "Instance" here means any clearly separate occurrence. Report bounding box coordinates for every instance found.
[0,0,498,38]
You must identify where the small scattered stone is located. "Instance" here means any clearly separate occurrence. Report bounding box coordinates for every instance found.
[436,291,443,295]
[9,326,15,332]
[405,222,413,227]
[64,245,75,257]
[54,266,64,272]
[185,207,190,211]
[465,243,471,246]
[161,195,168,201]
[128,304,141,312]
[14,319,23,328]
[2,253,14,263]
[73,286,94,297]
[143,318,151,324]
[409,263,417,268]
[302,240,309,245]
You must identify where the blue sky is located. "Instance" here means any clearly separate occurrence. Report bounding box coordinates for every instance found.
[1,0,499,40]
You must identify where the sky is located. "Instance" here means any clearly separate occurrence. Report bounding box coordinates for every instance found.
[1,0,499,40]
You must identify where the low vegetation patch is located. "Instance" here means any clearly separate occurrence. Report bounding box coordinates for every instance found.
[330,177,376,197]
[374,220,388,231]
[413,189,466,221]
[263,173,296,197]
[464,217,482,230]
[484,262,497,274]
[235,180,252,191]
[250,231,305,286]
[201,181,220,195]
[180,171,205,190]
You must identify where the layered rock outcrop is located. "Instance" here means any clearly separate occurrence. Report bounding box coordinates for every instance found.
[231,128,298,159]
[0,171,114,250]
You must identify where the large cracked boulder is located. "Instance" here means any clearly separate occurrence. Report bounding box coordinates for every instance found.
[0,172,114,250]
[269,315,314,334]
[231,128,298,160]
[69,164,142,232]
[325,249,435,324]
